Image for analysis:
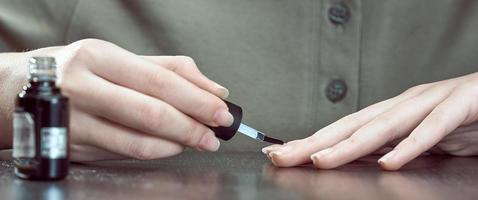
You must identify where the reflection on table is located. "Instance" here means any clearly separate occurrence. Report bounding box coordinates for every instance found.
[1,152,478,200]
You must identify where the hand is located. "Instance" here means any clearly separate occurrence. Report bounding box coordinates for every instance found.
[3,39,233,161]
[263,72,478,170]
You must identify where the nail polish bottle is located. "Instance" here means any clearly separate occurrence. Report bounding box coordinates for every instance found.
[12,57,69,180]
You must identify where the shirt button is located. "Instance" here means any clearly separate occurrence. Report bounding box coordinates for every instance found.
[326,79,347,103]
[328,3,350,25]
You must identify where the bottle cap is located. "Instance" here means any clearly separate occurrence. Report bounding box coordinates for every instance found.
[209,101,242,141]
[28,57,57,82]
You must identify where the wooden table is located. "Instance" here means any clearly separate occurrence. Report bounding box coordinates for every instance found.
[1,151,477,200]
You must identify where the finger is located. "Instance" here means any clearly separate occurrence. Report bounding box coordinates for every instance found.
[71,109,184,160]
[262,144,283,155]
[266,85,429,167]
[379,86,473,170]
[70,40,232,127]
[67,71,221,152]
[141,55,229,99]
[310,85,453,169]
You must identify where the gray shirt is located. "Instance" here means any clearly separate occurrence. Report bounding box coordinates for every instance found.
[1,0,477,151]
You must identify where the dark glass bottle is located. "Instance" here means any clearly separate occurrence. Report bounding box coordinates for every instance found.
[13,57,69,181]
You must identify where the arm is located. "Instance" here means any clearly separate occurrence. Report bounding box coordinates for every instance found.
[263,73,478,170]
[0,52,30,149]
[0,39,232,161]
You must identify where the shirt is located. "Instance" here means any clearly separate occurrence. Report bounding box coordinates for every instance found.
[1,0,478,151]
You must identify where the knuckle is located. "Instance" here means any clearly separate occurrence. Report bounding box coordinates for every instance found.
[365,115,391,133]
[457,82,478,98]
[285,138,305,146]
[181,123,207,147]
[405,135,419,146]
[64,41,97,65]
[67,39,116,62]
[174,55,198,72]
[73,38,103,46]
[427,113,452,135]
[72,38,112,49]
[402,83,431,95]
[427,83,450,94]
[339,113,358,124]
[147,68,171,93]
[126,139,156,160]
[70,39,103,55]
[177,55,196,66]
[197,99,219,119]
[344,137,359,147]
[304,133,320,144]
[138,102,166,132]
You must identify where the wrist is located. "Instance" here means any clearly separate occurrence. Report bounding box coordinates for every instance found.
[0,53,29,149]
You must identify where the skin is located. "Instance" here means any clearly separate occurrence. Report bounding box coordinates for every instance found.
[2,39,476,169]
[0,39,234,161]
[263,73,478,170]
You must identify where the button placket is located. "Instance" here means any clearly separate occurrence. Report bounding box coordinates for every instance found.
[315,0,362,119]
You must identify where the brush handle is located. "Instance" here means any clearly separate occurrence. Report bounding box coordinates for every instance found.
[208,101,243,141]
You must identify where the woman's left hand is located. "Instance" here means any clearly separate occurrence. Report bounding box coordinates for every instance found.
[263,72,478,170]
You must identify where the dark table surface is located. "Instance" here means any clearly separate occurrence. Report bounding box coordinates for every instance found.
[1,151,478,200]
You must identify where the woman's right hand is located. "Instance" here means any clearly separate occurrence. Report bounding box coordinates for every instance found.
[3,39,233,161]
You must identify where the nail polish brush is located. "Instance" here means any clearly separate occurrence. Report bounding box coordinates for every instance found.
[209,101,284,145]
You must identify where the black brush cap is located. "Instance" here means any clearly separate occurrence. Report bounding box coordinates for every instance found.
[209,101,243,141]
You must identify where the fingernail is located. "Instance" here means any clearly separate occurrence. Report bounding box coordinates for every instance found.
[269,151,282,165]
[378,149,397,164]
[262,145,282,154]
[311,147,333,161]
[198,131,221,152]
[267,146,290,159]
[262,147,270,154]
[311,155,319,166]
[268,151,281,158]
[215,83,229,99]
[267,151,283,166]
[214,109,234,127]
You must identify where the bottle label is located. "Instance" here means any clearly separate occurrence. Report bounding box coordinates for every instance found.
[12,112,36,158]
[41,127,67,159]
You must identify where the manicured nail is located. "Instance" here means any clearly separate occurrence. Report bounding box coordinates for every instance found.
[311,147,333,161]
[267,146,291,159]
[378,149,397,164]
[311,155,319,166]
[213,109,234,127]
[215,83,229,99]
[262,145,282,154]
[269,151,281,158]
[269,151,282,165]
[198,131,221,152]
